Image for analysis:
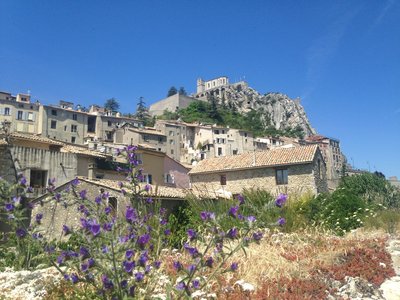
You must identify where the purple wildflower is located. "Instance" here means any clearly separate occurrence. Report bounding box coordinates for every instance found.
[173,261,183,271]
[118,181,123,188]
[123,260,135,273]
[121,280,128,289]
[48,178,56,186]
[71,177,79,186]
[104,206,112,215]
[79,189,87,200]
[275,194,288,208]
[187,264,196,274]
[53,193,61,202]
[184,243,199,258]
[19,176,27,187]
[12,196,21,206]
[81,263,89,272]
[253,232,263,241]
[102,192,109,199]
[277,217,286,226]
[35,213,43,224]
[88,258,95,268]
[90,221,101,236]
[62,225,71,235]
[187,228,197,241]
[80,246,90,258]
[247,215,256,223]
[138,252,148,266]
[101,245,109,253]
[125,206,137,223]
[27,186,33,193]
[126,249,135,260]
[205,256,214,268]
[16,228,27,238]
[71,273,79,284]
[153,260,161,269]
[137,233,150,249]
[230,262,239,271]
[5,203,14,212]
[146,197,153,204]
[135,272,144,282]
[144,184,151,192]
[103,222,113,231]
[164,229,171,235]
[192,279,200,289]
[228,206,239,218]
[237,194,245,205]
[101,274,114,290]
[176,282,186,291]
[227,227,238,239]
[95,195,102,204]
[200,211,215,221]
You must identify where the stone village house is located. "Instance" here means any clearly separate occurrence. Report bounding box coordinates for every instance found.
[189,144,328,196]
[31,177,188,240]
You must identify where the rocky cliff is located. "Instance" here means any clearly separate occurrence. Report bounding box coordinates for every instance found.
[205,82,316,137]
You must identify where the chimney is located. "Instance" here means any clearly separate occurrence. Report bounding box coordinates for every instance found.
[88,161,95,179]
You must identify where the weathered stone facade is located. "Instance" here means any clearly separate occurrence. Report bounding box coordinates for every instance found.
[32,179,186,240]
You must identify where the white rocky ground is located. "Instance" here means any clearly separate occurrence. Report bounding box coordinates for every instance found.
[0,237,399,299]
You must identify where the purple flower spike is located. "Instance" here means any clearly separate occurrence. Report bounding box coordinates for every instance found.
[187,264,196,274]
[71,177,80,186]
[253,231,263,241]
[71,273,79,284]
[88,258,95,268]
[135,272,144,282]
[228,206,239,218]
[16,228,27,238]
[176,281,186,291]
[90,220,101,236]
[62,225,70,235]
[247,215,256,223]
[200,211,215,221]
[35,213,43,224]
[205,256,214,268]
[230,262,239,271]
[95,195,102,204]
[275,194,288,208]
[237,194,245,205]
[192,279,200,289]
[101,274,114,290]
[137,233,150,249]
[81,263,89,272]
[227,227,238,239]
[27,186,34,193]
[187,229,197,241]
[125,206,137,223]
[144,184,151,192]
[173,261,183,271]
[138,252,148,266]
[104,206,112,215]
[277,217,286,226]
[164,229,171,236]
[123,260,135,273]
[53,193,61,202]
[126,249,135,260]
[153,260,161,269]
[80,246,90,258]
[79,189,87,200]
[19,176,27,187]
[5,203,14,212]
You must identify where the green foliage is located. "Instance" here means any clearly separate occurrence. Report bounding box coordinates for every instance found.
[135,97,152,126]
[363,208,400,234]
[104,98,120,112]
[166,202,194,248]
[158,99,304,138]
[340,173,400,208]
[178,87,187,96]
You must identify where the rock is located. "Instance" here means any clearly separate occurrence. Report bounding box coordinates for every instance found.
[234,279,255,292]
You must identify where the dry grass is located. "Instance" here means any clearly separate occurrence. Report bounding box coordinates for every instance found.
[228,228,392,287]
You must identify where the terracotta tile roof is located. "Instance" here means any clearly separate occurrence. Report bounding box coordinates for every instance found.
[79,177,187,199]
[189,145,319,174]
[9,132,64,146]
[60,144,109,158]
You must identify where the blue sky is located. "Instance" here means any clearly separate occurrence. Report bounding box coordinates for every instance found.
[1,1,399,177]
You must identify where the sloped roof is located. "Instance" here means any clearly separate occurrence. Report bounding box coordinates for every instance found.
[9,132,64,146]
[60,144,109,158]
[189,145,319,174]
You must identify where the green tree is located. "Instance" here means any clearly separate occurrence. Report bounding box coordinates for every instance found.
[104,98,120,112]
[135,97,151,125]
[167,86,178,97]
[178,87,187,96]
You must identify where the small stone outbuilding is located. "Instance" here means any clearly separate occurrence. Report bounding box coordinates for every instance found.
[189,145,328,196]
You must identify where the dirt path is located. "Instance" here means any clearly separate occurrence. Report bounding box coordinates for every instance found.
[380,237,400,300]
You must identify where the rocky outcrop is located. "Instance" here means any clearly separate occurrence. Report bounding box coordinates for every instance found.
[204,82,316,137]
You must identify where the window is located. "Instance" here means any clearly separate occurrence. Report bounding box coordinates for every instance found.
[4,107,10,115]
[71,136,76,143]
[64,125,67,131]
[171,149,174,155]
[169,139,174,145]
[142,174,152,184]
[27,112,34,121]
[51,109,57,116]
[71,125,77,132]
[51,120,57,129]
[17,111,23,120]
[214,130,219,134]
[220,174,227,186]
[164,174,175,184]
[73,114,77,120]
[218,147,222,156]
[109,197,117,217]
[169,131,174,136]
[233,149,238,155]
[108,120,112,127]
[244,132,248,137]
[276,169,288,185]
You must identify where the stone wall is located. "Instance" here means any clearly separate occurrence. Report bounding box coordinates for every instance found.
[149,94,198,116]
[190,163,320,196]
[0,145,17,184]
[32,181,185,240]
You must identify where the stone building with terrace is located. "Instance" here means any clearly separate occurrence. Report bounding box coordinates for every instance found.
[189,144,328,196]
